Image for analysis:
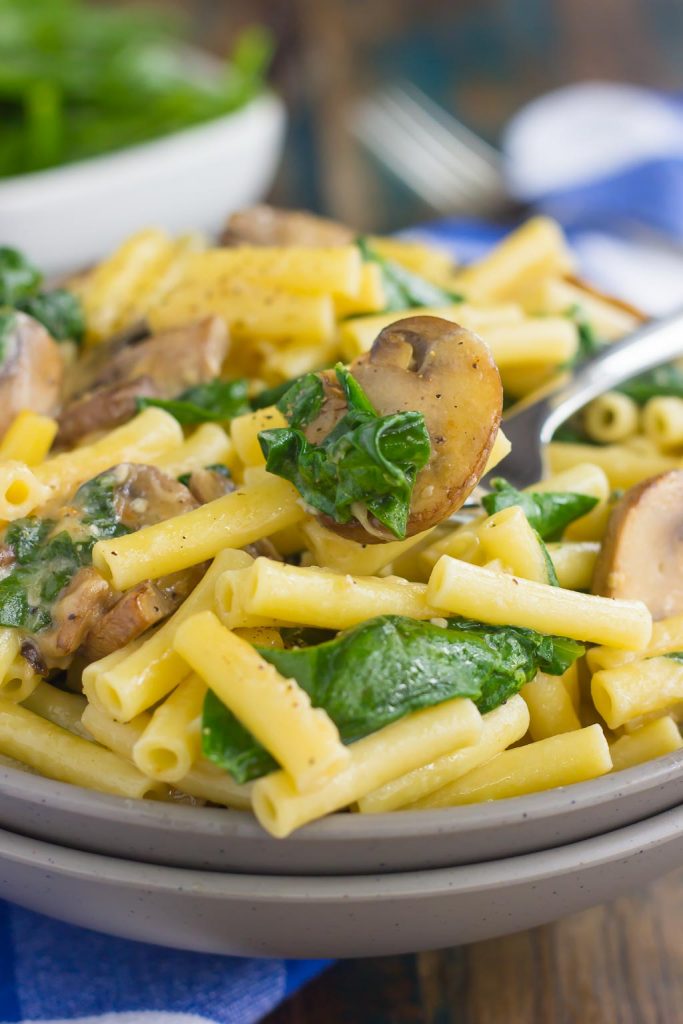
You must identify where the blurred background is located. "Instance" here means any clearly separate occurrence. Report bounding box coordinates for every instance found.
[228,0,683,231]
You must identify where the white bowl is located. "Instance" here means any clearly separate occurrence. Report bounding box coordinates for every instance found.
[0,92,285,275]
[1,804,682,958]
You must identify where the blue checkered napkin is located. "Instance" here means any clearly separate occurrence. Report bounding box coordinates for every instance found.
[0,901,330,1024]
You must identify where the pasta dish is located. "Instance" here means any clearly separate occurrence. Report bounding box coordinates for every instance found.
[0,207,679,838]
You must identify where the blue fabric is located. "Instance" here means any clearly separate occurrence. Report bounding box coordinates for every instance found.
[0,901,331,1024]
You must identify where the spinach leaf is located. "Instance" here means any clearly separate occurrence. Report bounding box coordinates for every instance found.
[138,379,251,424]
[0,470,130,633]
[260,364,431,539]
[665,652,683,664]
[202,614,584,782]
[482,477,598,541]
[0,247,84,344]
[0,311,17,364]
[251,377,303,411]
[616,365,683,406]
[19,288,85,343]
[356,237,462,312]
[0,248,42,306]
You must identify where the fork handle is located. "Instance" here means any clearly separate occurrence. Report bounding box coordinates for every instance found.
[538,306,683,443]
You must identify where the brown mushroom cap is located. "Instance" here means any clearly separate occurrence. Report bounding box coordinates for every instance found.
[0,312,63,435]
[592,469,683,619]
[304,315,503,542]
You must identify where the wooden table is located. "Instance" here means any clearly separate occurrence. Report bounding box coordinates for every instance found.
[265,867,683,1023]
[135,2,683,1018]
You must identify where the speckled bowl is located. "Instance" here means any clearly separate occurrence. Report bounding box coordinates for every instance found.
[0,748,681,875]
[1,803,682,957]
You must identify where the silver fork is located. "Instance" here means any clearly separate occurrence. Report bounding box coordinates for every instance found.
[350,82,508,217]
[499,309,683,490]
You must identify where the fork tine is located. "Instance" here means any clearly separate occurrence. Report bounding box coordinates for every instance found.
[352,102,501,214]
[353,105,483,212]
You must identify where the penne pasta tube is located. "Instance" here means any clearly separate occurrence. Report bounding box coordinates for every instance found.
[583,392,640,444]
[35,407,183,499]
[517,276,639,340]
[179,245,363,297]
[215,567,292,630]
[417,724,611,807]
[609,716,683,772]
[133,674,206,782]
[481,318,579,368]
[591,657,683,729]
[93,474,305,591]
[358,694,529,813]
[0,629,21,689]
[0,655,40,704]
[86,549,253,722]
[642,396,683,452]
[0,698,166,799]
[174,611,349,793]
[230,406,287,467]
[153,423,234,477]
[479,505,552,583]
[454,217,574,303]
[252,697,482,837]
[81,703,252,809]
[0,462,50,520]
[547,441,679,491]
[301,519,434,577]
[427,556,652,650]
[546,542,600,591]
[23,681,89,737]
[521,671,582,741]
[0,411,57,465]
[232,557,439,630]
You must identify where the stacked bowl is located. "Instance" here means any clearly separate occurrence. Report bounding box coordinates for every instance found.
[0,748,682,958]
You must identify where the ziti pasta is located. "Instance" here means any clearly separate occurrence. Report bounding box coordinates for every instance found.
[0,205,676,838]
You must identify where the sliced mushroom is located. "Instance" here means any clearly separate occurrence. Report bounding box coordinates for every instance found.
[592,470,683,619]
[39,567,115,662]
[0,312,63,435]
[107,463,199,531]
[57,316,229,444]
[82,580,178,662]
[221,205,354,248]
[303,315,503,542]
[184,467,235,505]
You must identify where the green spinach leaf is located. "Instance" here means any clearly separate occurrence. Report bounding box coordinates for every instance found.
[260,364,431,539]
[19,288,85,343]
[0,248,42,306]
[356,237,462,312]
[616,365,683,406]
[202,614,585,782]
[138,378,251,424]
[482,477,598,541]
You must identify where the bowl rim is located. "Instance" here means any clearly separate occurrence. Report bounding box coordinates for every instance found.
[0,90,284,196]
[1,747,682,845]
[1,800,682,897]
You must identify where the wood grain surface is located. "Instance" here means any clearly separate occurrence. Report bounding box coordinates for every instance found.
[264,867,683,1023]
[129,2,683,1019]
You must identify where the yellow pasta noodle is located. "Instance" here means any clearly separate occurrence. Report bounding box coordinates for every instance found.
[1,655,40,703]
[0,411,57,465]
[228,557,439,630]
[132,674,206,782]
[174,611,349,793]
[414,724,611,807]
[252,697,482,837]
[35,407,183,499]
[517,276,639,340]
[93,474,304,591]
[358,694,529,813]
[427,556,652,650]
[591,656,683,729]
[88,549,253,722]
[641,396,683,452]
[23,681,89,737]
[547,441,679,491]
[153,423,234,478]
[230,406,287,467]
[480,318,579,368]
[546,542,600,591]
[521,671,582,741]
[454,216,574,303]
[0,698,166,798]
[0,462,50,520]
[479,505,553,583]
[81,703,252,809]
[301,519,434,576]
[179,245,363,297]
[583,392,640,444]
[609,716,683,771]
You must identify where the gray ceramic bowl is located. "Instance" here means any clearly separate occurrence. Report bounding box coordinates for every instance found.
[0,749,682,875]
[1,803,682,957]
